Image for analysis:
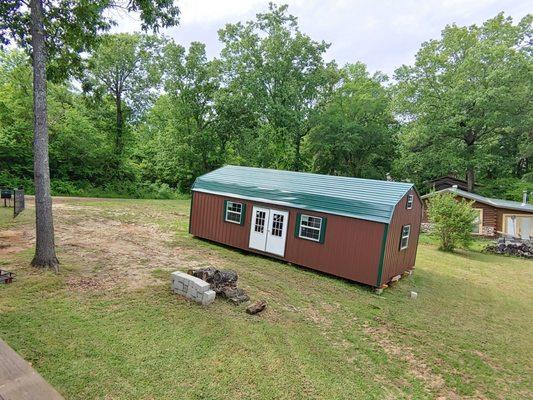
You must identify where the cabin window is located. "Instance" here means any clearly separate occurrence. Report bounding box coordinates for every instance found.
[471,209,483,234]
[400,225,411,250]
[296,214,327,243]
[406,194,414,209]
[224,200,244,224]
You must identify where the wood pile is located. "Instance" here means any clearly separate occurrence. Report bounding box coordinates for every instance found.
[484,238,533,258]
[188,267,250,305]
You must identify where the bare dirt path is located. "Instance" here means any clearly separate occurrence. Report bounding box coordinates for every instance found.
[1,197,214,291]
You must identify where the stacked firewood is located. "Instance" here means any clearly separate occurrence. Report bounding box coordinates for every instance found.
[484,238,533,258]
[187,267,250,305]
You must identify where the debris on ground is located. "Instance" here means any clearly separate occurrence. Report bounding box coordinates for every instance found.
[484,237,532,258]
[222,287,249,305]
[0,269,15,284]
[188,267,249,305]
[246,300,267,315]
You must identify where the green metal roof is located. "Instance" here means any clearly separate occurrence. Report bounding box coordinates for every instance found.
[421,187,533,213]
[192,166,415,224]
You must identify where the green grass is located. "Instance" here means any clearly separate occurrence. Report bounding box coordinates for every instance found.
[0,199,532,399]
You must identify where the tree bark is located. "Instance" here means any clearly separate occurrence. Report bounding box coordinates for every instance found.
[30,0,59,271]
[115,92,124,156]
[466,166,475,193]
[464,132,476,193]
[293,131,302,171]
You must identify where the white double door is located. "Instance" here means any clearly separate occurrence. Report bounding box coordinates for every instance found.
[249,206,289,257]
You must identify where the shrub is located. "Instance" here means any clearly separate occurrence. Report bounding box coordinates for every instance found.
[427,193,478,252]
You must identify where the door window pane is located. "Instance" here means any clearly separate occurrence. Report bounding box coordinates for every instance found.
[254,211,266,233]
[271,214,284,237]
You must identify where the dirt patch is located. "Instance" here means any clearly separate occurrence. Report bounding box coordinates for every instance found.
[55,211,208,291]
[0,229,33,256]
[364,320,463,399]
[4,199,222,292]
[65,276,112,292]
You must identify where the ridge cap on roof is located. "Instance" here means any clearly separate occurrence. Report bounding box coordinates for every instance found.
[421,187,533,211]
[214,165,414,187]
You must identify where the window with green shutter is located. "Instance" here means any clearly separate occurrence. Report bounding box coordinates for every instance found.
[224,200,245,224]
[295,213,327,243]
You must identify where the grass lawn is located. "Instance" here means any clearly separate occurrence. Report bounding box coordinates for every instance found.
[0,198,532,399]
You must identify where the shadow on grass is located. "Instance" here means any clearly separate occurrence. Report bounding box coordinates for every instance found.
[188,236,378,294]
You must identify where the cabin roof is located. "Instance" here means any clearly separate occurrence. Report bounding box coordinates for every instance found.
[421,187,533,213]
[192,165,415,224]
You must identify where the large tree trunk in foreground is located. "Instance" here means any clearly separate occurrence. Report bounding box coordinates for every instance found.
[30,0,59,271]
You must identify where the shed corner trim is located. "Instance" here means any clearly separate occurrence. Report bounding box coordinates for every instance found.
[376,223,389,287]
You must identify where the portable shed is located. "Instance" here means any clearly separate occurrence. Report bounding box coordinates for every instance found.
[189,166,422,287]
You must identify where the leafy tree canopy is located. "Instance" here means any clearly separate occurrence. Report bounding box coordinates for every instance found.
[0,0,179,80]
[393,13,532,192]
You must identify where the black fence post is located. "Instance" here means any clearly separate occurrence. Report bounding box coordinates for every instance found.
[14,187,25,217]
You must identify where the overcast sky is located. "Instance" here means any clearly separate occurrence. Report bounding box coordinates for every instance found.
[113,0,530,76]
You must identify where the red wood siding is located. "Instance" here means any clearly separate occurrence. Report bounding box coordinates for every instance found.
[381,188,422,285]
[190,191,386,286]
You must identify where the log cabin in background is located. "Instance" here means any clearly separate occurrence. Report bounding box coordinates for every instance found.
[422,187,533,239]
[189,166,422,288]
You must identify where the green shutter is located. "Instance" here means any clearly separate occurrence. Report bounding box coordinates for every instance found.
[223,200,228,222]
[319,217,328,244]
[240,203,247,225]
[294,213,302,237]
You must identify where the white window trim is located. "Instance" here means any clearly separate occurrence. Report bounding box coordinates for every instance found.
[502,213,533,239]
[406,194,414,210]
[472,208,483,235]
[299,214,322,242]
[225,201,243,224]
[400,225,411,250]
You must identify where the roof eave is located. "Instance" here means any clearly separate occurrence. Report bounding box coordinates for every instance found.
[192,188,392,224]
[421,188,533,213]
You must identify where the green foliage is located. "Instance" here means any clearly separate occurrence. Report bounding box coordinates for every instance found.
[477,177,533,202]
[1,6,531,200]
[427,193,478,251]
[49,180,180,199]
[393,13,533,190]
[0,0,179,81]
[218,3,338,171]
[307,63,397,179]
[135,41,223,190]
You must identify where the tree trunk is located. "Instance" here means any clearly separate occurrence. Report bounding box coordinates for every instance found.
[293,132,302,171]
[115,92,124,156]
[466,166,475,193]
[30,0,59,270]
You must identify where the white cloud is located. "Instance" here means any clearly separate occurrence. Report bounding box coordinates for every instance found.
[112,0,530,76]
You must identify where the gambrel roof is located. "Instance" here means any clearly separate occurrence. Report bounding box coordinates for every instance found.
[192,165,415,224]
